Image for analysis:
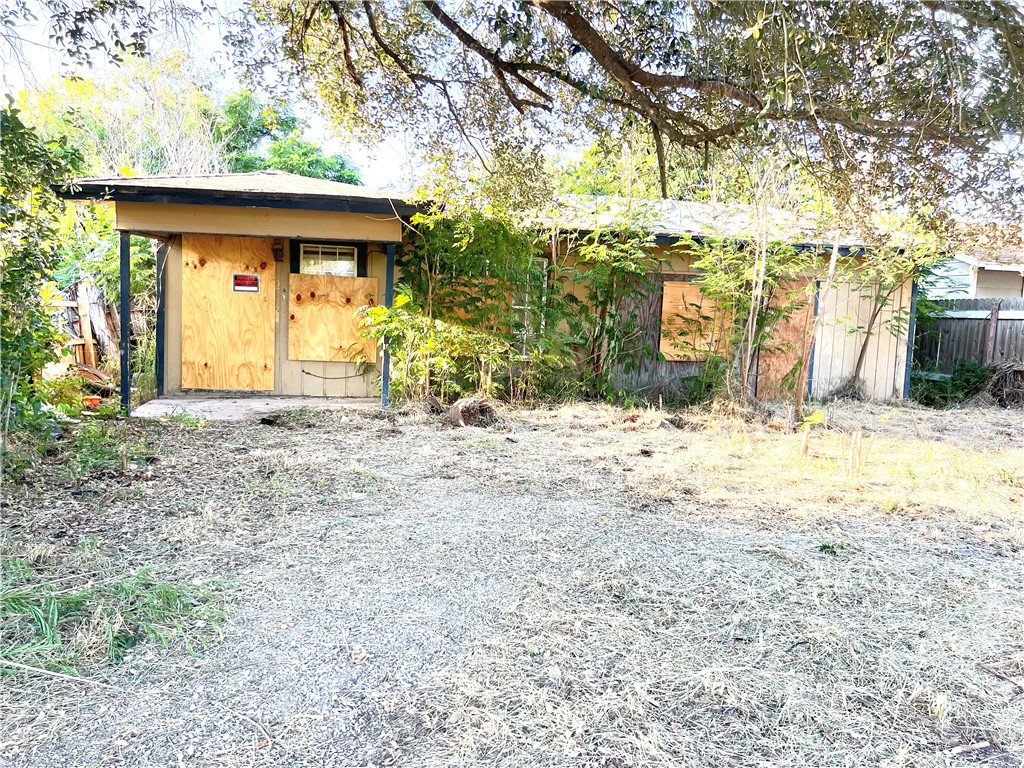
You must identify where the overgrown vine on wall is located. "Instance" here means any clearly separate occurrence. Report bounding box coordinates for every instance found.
[362,207,670,403]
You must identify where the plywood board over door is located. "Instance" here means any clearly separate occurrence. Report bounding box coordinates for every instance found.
[660,280,729,362]
[181,235,275,390]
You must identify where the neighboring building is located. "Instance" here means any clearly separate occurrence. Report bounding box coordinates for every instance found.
[924,252,1024,299]
[58,172,916,408]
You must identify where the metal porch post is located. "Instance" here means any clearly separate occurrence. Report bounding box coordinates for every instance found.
[119,231,131,413]
[381,242,396,408]
[155,240,166,397]
[902,280,919,399]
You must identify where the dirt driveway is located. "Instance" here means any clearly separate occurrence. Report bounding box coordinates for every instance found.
[3,402,1024,767]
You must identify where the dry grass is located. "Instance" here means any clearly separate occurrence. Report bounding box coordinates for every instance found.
[400,543,1023,767]
[0,399,1021,767]
[531,400,1024,549]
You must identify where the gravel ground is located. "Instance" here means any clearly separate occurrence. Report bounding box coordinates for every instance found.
[2,402,1023,768]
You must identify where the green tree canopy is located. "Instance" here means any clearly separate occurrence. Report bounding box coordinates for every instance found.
[222,0,1024,233]
[214,90,361,183]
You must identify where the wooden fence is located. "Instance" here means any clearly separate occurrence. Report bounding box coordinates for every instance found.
[915,297,1024,373]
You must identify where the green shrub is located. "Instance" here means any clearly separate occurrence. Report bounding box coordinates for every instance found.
[38,375,88,418]
[910,362,990,408]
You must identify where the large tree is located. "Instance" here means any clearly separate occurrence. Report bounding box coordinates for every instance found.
[11,1,1024,232]
[226,0,1024,230]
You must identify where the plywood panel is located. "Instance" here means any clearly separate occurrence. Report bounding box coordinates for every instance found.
[288,274,378,363]
[181,235,275,390]
[660,281,729,362]
[756,279,814,401]
[116,202,403,243]
[274,243,382,397]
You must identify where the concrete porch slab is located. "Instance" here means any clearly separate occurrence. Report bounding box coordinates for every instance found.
[131,395,378,421]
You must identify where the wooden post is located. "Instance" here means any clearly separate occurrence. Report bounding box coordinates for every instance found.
[119,230,131,413]
[155,241,166,396]
[77,297,98,368]
[984,300,1001,364]
[902,280,919,398]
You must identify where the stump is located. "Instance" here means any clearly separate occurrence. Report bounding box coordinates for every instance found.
[448,397,500,428]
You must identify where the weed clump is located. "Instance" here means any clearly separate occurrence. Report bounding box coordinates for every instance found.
[0,545,222,676]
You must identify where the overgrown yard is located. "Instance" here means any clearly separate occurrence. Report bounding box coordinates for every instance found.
[2,401,1023,767]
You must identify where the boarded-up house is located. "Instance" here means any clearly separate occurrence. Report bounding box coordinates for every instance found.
[60,172,413,406]
[59,173,916,408]
[550,198,916,402]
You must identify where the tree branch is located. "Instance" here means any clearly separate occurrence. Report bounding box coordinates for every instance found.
[420,0,553,111]
[529,0,764,110]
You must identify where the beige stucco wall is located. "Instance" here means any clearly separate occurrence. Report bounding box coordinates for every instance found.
[974,268,1024,298]
[118,202,403,243]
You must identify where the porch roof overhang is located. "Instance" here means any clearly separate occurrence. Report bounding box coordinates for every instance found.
[55,170,419,218]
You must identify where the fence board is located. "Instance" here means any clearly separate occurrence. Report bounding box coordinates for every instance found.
[916,298,1024,372]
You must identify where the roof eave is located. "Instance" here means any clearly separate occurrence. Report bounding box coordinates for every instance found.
[951,254,1024,271]
[55,182,420,218]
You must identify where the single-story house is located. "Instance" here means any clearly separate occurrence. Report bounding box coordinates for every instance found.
[924,251,1024,299]
[58,172,917,409]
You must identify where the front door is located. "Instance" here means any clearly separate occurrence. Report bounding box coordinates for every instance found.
[180,234,276,390]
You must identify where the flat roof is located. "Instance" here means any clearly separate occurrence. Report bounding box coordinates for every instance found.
[56,170,418,217]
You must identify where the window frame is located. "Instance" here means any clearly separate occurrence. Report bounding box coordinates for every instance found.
[289,239,368,278]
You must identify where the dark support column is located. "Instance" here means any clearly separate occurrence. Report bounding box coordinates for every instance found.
[807,280,820,398]
[119,230,131,413]
[381,242,396,408]
[903,280,919,399]
[155,240,167,397]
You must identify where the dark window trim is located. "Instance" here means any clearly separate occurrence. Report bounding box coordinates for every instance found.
[289,239,368,278]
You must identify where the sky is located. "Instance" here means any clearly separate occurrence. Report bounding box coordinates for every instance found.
[1,3,415,190]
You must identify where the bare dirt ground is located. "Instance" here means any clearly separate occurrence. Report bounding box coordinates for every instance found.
[2,400,1024,768]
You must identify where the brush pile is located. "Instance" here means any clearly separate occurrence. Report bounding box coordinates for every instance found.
[985,360,1024,407]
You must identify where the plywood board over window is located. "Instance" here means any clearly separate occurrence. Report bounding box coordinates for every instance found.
[660,279,729,361]
[756,278,814,401]
[181,235,275,390]
[288,274,378,363]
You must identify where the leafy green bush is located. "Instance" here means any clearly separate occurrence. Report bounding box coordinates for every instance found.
[363,293,569,403]
[910,362,990,408]
[1,101,82,444]
[38,375,89,418]
[379,207,668,403]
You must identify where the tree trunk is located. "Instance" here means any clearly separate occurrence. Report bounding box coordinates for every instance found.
[851,287,888,384]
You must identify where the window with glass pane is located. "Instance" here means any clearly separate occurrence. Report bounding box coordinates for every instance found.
[299,243,357,277]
